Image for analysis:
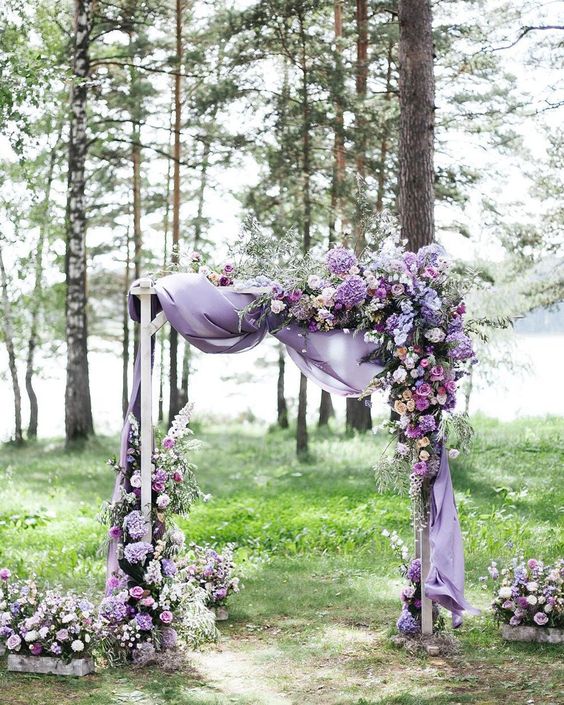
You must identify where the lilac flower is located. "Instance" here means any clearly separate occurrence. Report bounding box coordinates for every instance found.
[334,275,368,308]
[135,612,153,631]
[326,246,357,276]
[407,559,421,583]
[396,609,420,636]
[100,595,129,623]
[124,511,146,541]
[50,642,62,655]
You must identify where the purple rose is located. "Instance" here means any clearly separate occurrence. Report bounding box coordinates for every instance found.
[162,436,176,449]
[412,461,429,477]
[159,610,173,624]
[108,525,122,540]
[129,586,145,600]
[533,612,548,626]
[516,596,529,609]
[287,289,303,303]
[527,559,539,570]
[429,366,444,381]
[135,612,153,631]
[30,642,42,656]
[6,633,21,650]
[223,262,234,274]
[415,396,430,411]
[56,629,70,641]
[416,383,432,397]
[0,568,10,581]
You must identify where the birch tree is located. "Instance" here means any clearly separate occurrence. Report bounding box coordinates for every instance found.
[64,0,94,443]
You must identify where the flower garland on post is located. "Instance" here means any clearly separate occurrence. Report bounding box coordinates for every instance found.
[100,403,217,662]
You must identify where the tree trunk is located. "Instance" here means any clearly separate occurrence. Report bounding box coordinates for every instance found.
[168,0,183,425]
[318,390,334,427]
[0,245,23,444]
[296,373,308,456]
[296,9,311,455]
[398,0,435,250]
[277,345,289,429]
[376,38,394,212]
[64,0,94,444]
[131,93,142,355]
[25,126,61,439]
[122,227,131,417]
[346,397,372,433]
[345,0,373,433]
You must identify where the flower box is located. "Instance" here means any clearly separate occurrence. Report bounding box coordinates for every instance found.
[500,624,564,645]
[7,654,95,676]
[212,606,229,621]
[0,644,5,656]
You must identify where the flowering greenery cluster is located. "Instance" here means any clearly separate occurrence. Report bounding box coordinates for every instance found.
[487,557,564,628]
[186,227,476,520]
[383,530,442,637]
[182,544,240,608]
[100,403,217,662]
[0,570,97,661]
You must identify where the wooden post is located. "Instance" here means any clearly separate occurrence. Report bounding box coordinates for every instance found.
[138,278,154,542]
[420,516,433,635]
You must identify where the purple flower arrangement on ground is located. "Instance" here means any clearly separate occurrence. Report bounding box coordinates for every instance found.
[0,571,97,661]
[487,557,564,628]
[183,544,240,608]
[100,403,218,662]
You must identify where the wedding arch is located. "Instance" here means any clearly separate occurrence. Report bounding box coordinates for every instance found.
[109,253,478,640]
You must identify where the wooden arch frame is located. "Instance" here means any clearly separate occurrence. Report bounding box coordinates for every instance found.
[130,276,434,635]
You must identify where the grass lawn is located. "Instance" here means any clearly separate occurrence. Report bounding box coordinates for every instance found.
[0,415,563,705]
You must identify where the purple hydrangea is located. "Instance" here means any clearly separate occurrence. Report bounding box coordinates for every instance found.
[396,609,420,636]
[124,510,146,541]
[326,246,357,276]
[100,595,128,623]
[407,558,421,583]
[446,331,474,361]
[334,275,367,309]
[418,415,437,433]
[124,541,153,565]
[161,559,177,577]
[135,612,153,631]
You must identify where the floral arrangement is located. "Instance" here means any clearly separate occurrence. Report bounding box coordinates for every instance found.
[100,403,217,661]
[487,557,564,628]
[383,530,441,637]
[184,218,476,522]
[183,544,240,608]
[0,570,97,661]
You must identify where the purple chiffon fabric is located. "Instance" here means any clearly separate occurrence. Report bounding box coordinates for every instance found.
[110,272,476,624]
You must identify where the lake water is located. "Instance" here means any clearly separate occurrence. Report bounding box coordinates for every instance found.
[1,333,563,441]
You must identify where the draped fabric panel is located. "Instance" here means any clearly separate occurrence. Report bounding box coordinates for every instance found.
[110,272,477,624]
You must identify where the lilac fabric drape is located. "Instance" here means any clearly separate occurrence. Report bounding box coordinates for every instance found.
[113,272,476,623]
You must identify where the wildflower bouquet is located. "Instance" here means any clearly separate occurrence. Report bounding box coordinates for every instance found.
[183,544,240,608]
[488,557,564,628]
[0,570,97,661]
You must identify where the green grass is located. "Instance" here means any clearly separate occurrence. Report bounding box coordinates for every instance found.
[0,416,563,705]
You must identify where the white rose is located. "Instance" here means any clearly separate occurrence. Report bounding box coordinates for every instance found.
[71,640,84,652]
[392,367,407,383]
[526,582,538,592]
[498,587,513,599]
[307,275,322,289]
[425,327,445,343]
[85,633,91,643]
[130,473,142,488]
[320,287,336,305]
[544,604,553,613]
[39,627,49,639]
[24,630,39,642]
[62,613,76,623]
[270,299,286,314]
[527,595,538,606]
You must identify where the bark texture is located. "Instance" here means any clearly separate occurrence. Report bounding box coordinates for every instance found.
[64,0,94,443]
[0,245,23,444]
[398,0,435,250]
[277,346,289,429]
